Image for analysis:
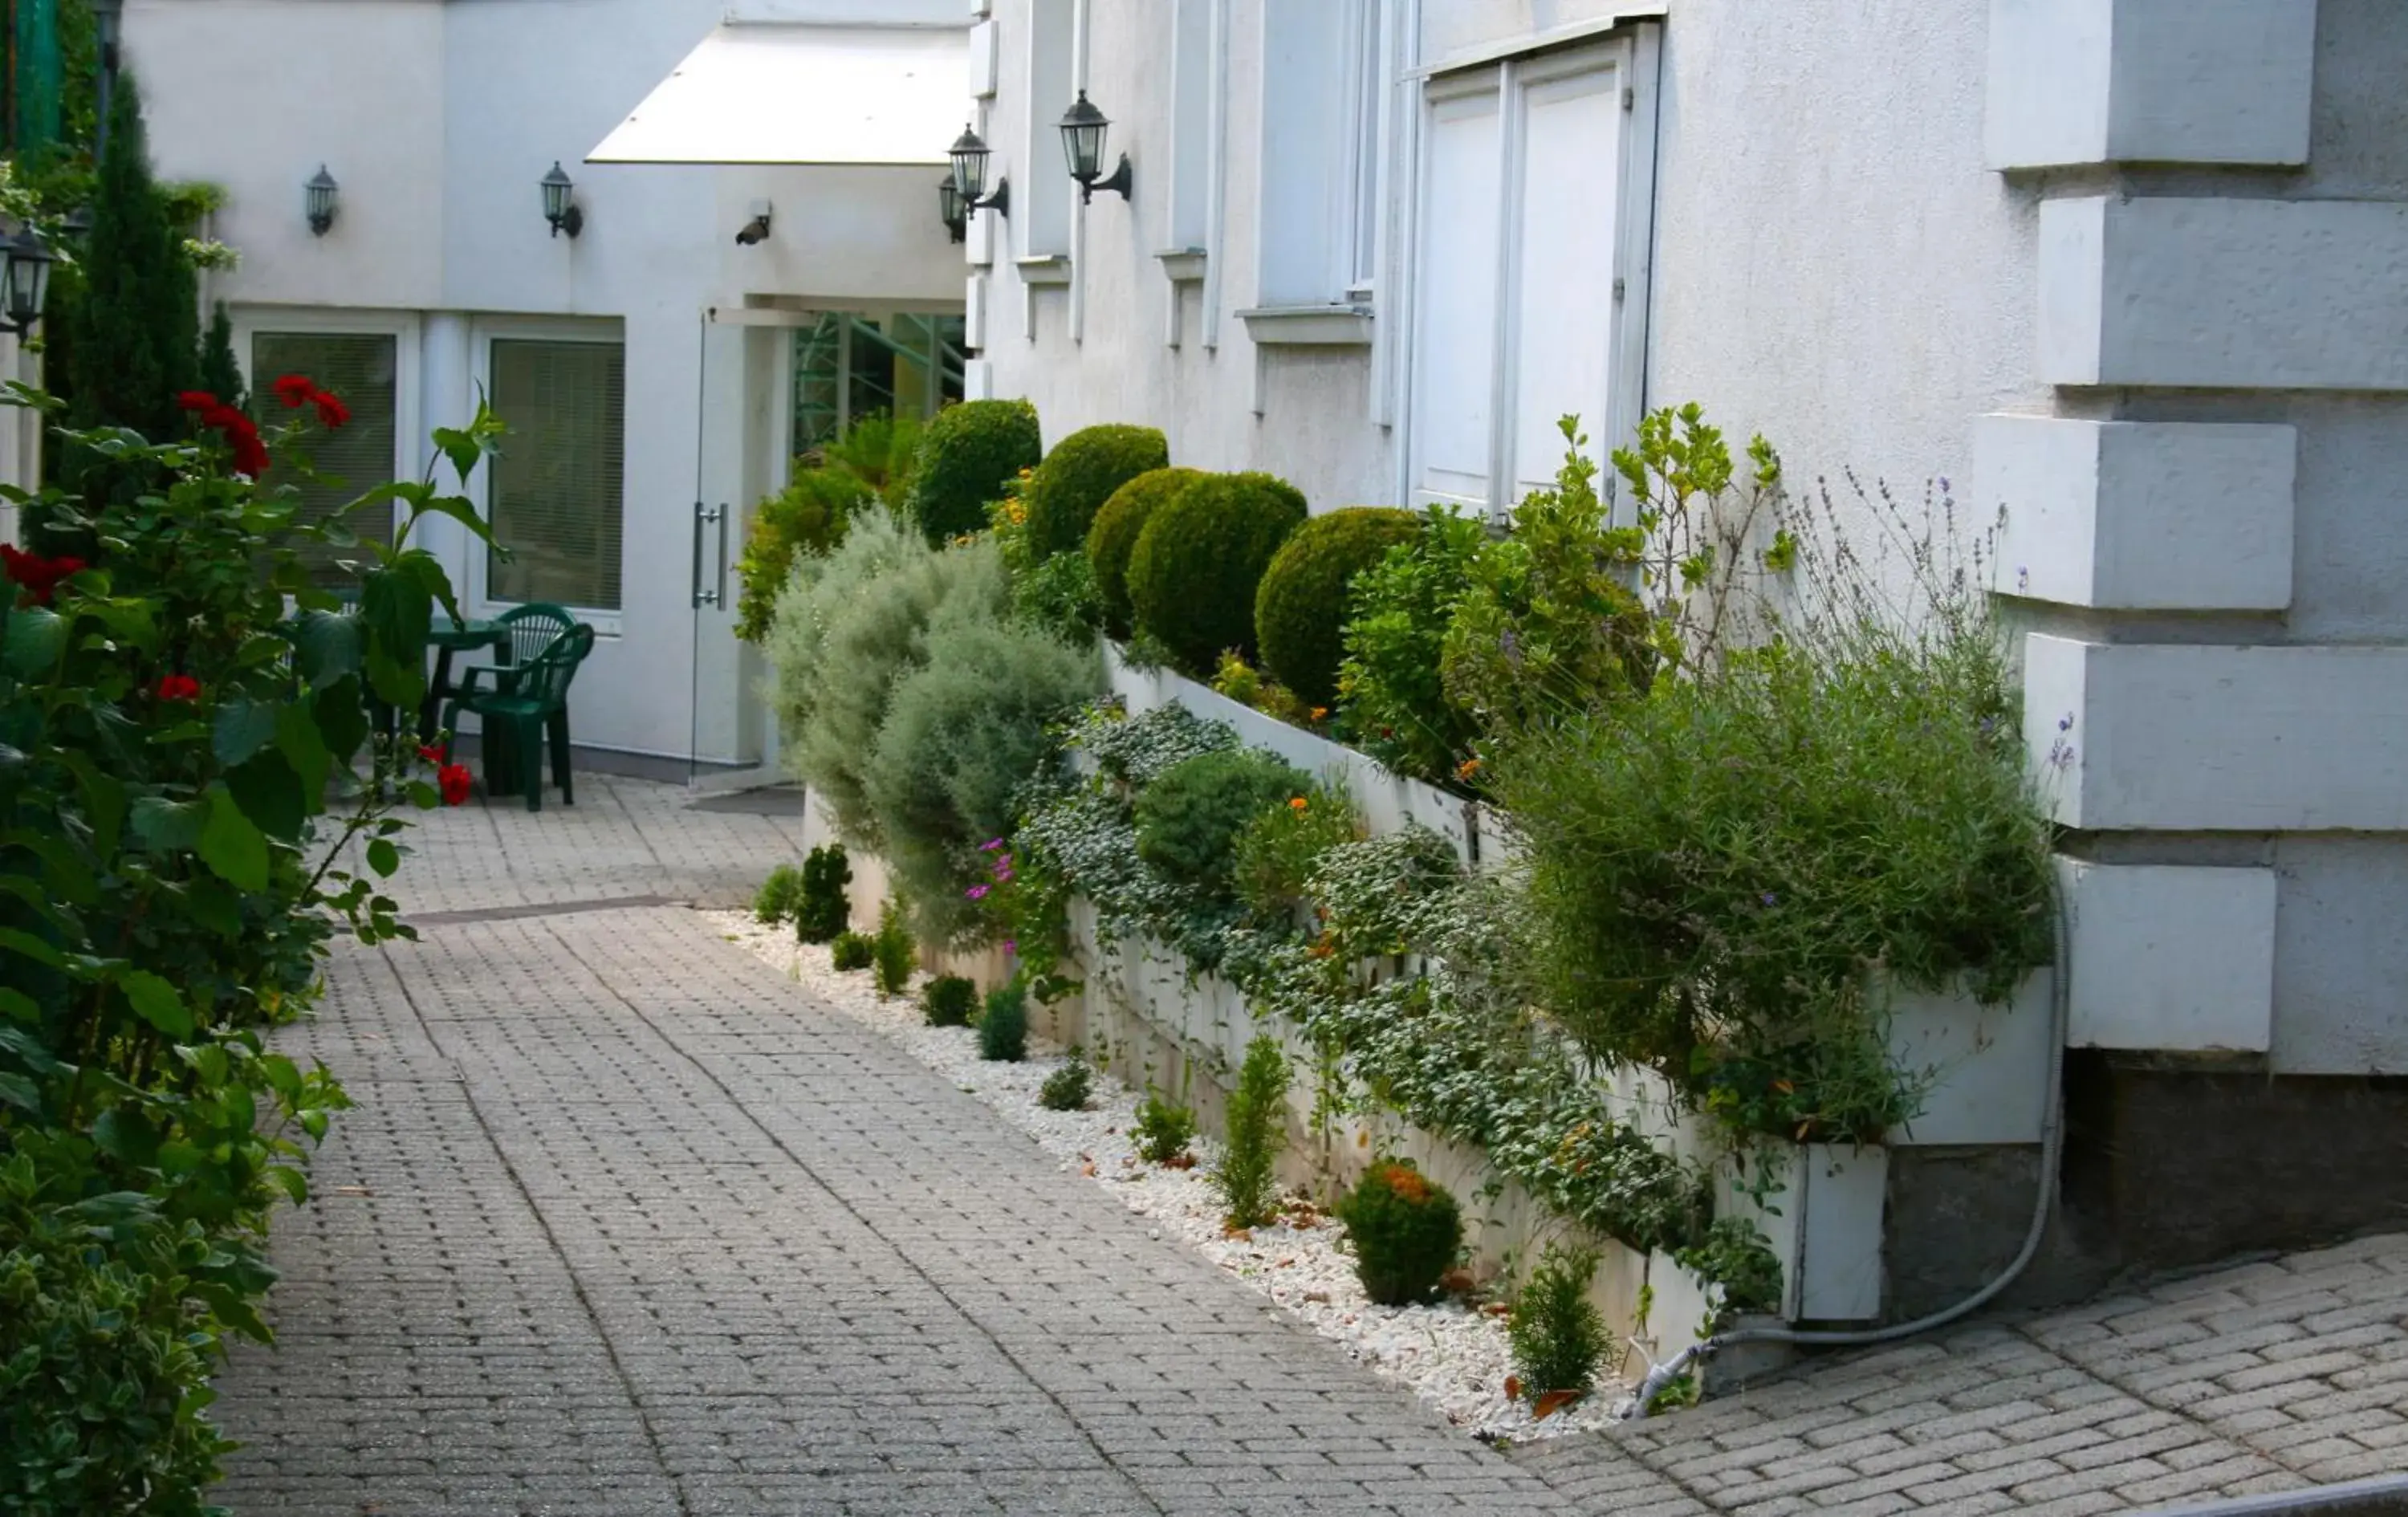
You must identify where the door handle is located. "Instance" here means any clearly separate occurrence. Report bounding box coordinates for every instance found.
[691,502,726,609]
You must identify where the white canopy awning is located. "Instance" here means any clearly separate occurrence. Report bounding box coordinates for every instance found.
[588,23,967,167]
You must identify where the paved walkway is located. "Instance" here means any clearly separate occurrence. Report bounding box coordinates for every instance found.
[214,776,2408,1516]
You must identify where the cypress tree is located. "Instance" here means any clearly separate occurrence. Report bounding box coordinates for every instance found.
[197,301,244,412]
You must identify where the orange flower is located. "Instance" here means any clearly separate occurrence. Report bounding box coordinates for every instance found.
[1308,706,1328,722]
[1455,756,1483,780]
[1288,795,1308,811]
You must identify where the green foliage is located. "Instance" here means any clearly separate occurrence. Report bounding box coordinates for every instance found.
[1335,506,1488,785]
[921,974,978,1028]
[1213,1036,1290,1231]
[795,844,852,944]
[904,398,1041,544]
[830,931,875,971]
[1087,467,1202,640]
[1508,1245,1609,1404]
[1023,424,1169,562]
[1039,1052,1093,1111]
[1126,471,1308,674]
[1335,1160,1463,1306]
[754,864,802,925]
[1133,1092,1197,1165]
[1012,548,1104,644]
[1133,748,1310,899]
[1255,507,1418,710]
[197,303,245,415]
[734,470,873,644]
[978,982,1029,1062]
[1230,779,1357,926]
[871,899,917,996]
[1674,1218,1785,1325]
[1208,650,1315,728]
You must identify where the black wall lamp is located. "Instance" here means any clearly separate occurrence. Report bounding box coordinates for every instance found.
[1,227,55,338]
[937,175,967,242]
[541,162,584,238]
[1059,92,1131,203]
[947,124,1010,219]
[305,165,339,237]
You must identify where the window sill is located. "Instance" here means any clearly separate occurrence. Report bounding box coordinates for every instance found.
[1017,254,1072,287]
[1156,248,1208,284]
[1236,303,1373,348]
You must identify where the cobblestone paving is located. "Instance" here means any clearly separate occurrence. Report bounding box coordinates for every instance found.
[218,776,2408,1516]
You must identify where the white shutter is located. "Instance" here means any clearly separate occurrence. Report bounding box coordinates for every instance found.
[1511,65,1622,499]
[1409,85,1502,512]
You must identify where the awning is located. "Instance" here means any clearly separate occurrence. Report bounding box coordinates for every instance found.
[588,23,967,167]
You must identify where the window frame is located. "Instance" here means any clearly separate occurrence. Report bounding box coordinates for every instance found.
[230,306,421,547]
[1253,0,1393,312]
[467,317,628,633]
[1395,27,1660,521]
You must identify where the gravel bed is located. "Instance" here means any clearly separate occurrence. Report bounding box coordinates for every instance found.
[704,909,1630,1442]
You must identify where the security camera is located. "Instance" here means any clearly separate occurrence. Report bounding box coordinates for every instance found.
[734,201,773,246]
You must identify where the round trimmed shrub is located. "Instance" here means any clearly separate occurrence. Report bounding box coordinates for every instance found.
[1126,471,1308,673]
[1336,1160,1464,1306]
[1254,507,1419,709]
[903,398,1041,543]
[1023,423,1169,562]
[1088,466,1202,638]
[921,974,978,1028]
[1133,748,1311,895]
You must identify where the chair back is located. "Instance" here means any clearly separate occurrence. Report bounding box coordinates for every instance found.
[523,624,595,711]
[496,602,577,668]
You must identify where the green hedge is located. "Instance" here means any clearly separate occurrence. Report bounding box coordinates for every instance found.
[903,398,1041,543]
[1254,506,1419,709]
[1088,467,1202,639]
[1023,424,1169,562]
[1126,471,1308,673]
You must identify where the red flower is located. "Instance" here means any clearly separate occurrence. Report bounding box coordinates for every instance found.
[176,390,221,413]
[2,543,85,606]
[437,763,473,807]
[417,744,445,765]
[156,673,201,702]
[272,374,317,409]
[311,389,351,430]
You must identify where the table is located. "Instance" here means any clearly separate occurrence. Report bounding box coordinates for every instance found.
[422,616,510,747]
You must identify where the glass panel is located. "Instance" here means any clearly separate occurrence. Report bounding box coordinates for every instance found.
[250,331,400,587]
[790,311,970,454]
[1511,67,1621,499]
[1411,87,1503,512]
[486,338,626,609]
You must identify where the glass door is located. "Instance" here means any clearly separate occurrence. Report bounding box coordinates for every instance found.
[688,311,765,787]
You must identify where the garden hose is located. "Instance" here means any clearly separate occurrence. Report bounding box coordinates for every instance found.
[1625,884,2074,1417]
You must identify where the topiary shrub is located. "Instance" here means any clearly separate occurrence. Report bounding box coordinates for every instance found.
[1023,423,1169,562]
[795,844,852,944]
[1255,507,1419,709]
[1039,1053,1093,1111]
[1088,467,1203,640]
[1335,1160,1464,1306]
[979,982,1028,1062]
[903,398,1041,543]
[830,931,875,970]
[1126,471,1308,674]
[921,974,978,1027]
[1133,748,1312,897]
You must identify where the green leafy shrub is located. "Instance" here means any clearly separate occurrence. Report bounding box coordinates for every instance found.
[1039,1053,1093,1111]
[754,864,803,925]
[795,844,852,943]
[1015,547,1104,643]
[979,982,1029,1062]
[1335,1160,1464,1306]
[1230,779,1358,925]
[1509,1245,1609,1405]
[1133,1093,1198,1164]
[1674,1218,1785,1325]
[1133,748,1311,898]
[1087,467,1202,639]
[922,974,978,1027]
[904,398,1041,543]
[1255,507,1418,709]
[872,899,917,995]
[734,467,873,644]
[1213,1036,1291,1230]
[1023,423,1169,561]
[830,931,876,970]
[1335,506,1488,785]
[1126,470,1308,674]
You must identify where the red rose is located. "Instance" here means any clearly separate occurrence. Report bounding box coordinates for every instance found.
[417,744,445,764]
[437,763,473,807]
[311,390,351,430]
[156,673,201,702]
[272,374,317,409]
[2,543,85,607]
[176,390,221,413]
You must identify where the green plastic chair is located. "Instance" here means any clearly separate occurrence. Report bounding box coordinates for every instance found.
[426,602,576,734]
[440,623,594,811]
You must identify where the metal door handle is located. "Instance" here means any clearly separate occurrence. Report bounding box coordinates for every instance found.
[691,502,725,608]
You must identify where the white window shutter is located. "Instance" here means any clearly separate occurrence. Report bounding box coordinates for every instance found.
[1409,87,1502,513]
[1509,66,1623,499]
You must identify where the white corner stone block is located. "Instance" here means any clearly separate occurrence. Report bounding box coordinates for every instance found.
[2057,859,2276,1052]
[1885,970,2055,1147]
[2040,197,2408,391]
[2025,634,2408,831]
[1987,0,2316,169]
[1975,415,2295,610]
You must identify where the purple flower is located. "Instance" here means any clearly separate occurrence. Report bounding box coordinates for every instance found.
[965,885,990,901]
[980,838,1006,852]
[1003,939,1019,955]
[1938,476,1952,494]
[2057,712,2075,733]
[1760,892,1778,907]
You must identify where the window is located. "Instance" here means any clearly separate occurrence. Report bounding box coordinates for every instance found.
[1405,36,1656,516]
[791,311,969,452]
[1022,0,1075,260]
[250,331,399,586]
[486,339,625,610]
[1257,0,1385,306]
[1165,0,1214,255]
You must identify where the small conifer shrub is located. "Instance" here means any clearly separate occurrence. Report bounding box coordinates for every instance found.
[1335,1160,1464,1306]
[921,974,978,1028]
[1212,1036,1290,1230]
[1039,1053,1094,1111]
[830,931,875,970]
[979,982,1029,1062]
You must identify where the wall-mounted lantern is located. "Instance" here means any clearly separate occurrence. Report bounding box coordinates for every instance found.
[938,175,967,243]
[541,162,584,239]
[1059,92,1131,204]
[305,165,340,237]
[948,124,1010,218]
[1,228,56,338]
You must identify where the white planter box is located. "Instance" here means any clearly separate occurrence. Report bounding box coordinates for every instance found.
[1720,1142,1888,1324]
[1884,968,2056,1147]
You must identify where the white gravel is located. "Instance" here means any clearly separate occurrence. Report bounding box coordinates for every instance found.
[704,909,1631,1443]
